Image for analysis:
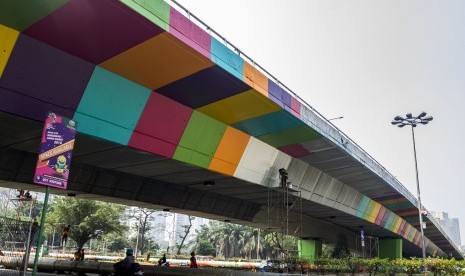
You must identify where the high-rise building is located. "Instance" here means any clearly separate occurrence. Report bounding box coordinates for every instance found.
[431,211,461,247]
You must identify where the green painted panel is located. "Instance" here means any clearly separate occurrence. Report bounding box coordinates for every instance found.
[173,146,212,169]
[174,111,226,168]
[0,0,68,31]
[257,125,321,148]
[363,200,375,220]
[379,239,402,259]
[120,0,169,31]
[299,239,322,262]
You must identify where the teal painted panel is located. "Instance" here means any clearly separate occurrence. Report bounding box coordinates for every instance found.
[384,201,413,210]
[211,37,244,81]
[174,111,227,168]
[257,125,321,148]
[233,110,303,137]
[76,66,151,135]
[356,196,369,218]
[120,0,170,31]
[74,112,132,145]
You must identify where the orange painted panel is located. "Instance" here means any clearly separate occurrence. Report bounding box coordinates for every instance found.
[243,61,268,97]
[369,203,381,223]
[100,32,213,89]
[209,126,250,176]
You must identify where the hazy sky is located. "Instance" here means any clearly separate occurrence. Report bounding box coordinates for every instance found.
[174,0,465,243]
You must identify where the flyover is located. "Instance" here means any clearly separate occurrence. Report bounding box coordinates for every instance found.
[0,0,461,259]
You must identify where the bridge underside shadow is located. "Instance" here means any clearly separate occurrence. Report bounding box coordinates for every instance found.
[0,112,425,257]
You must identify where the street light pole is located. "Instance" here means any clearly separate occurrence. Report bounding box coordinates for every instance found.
[410,123,427,263]
[391,112,433,270]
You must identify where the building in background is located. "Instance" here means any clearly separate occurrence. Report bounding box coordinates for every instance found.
[431,211,461,249]
[151,211,208,254]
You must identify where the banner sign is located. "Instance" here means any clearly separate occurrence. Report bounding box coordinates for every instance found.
[33,112,77,189]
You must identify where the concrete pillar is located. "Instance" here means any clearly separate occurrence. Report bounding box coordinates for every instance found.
[299,239,322,261]
[379,238,402,259]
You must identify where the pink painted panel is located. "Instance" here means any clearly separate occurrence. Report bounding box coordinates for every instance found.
[129,132,176,158]
[279,144,311,158]
[129,92,192,157]
[291,97,301,116]
[169,8,210,59]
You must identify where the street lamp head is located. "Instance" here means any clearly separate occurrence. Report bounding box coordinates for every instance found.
[418,112,427,118]
[391,120,400,125]
[406,113,413,119]
[423,116,433,122]
[398,124,405,128]
[394,115,403,121]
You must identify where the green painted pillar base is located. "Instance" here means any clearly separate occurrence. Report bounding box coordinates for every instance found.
[299,239,322,263]
[379,238,402,259]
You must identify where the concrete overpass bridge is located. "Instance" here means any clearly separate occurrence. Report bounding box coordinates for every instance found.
[0,0,461,259]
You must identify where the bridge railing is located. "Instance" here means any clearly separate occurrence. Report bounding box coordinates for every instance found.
[165,0,417,205]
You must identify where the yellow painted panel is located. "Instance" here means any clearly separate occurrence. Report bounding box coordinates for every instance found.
[393,217,402,233]
[197,89,281,125]
[243,61,268,97]
[100,32,213,89]
[209,126,250,176]
[369,203,381,223]
[0,24,19,78]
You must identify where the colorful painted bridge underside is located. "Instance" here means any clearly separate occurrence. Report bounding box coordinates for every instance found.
[0,0,460,258]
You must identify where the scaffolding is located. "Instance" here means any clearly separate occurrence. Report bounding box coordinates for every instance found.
[355,235,379,258]
[267,168,303,262]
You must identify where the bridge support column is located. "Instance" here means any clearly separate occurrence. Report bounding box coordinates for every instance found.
[299,239,322,262]
[379,238,402,259]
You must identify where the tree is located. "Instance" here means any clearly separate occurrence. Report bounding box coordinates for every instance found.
[176,215,194,254]
[196,240,216,256]
[331,233,350,258]
[129,208,156,255]
[46,197,126,249]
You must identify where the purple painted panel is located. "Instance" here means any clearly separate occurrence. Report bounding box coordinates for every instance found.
[268,80,284,102]
[24,0,164,63]
[279,144,311,158]
[157,65,250,108]
[0,88,73,121]
[169,8,210,59]
[0,35,94,119]
[282,90,292,107]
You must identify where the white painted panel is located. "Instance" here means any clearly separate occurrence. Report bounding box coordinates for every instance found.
[264,151,292,187]
[326,180,343,201]
[300,166,322,193]
[234,137,279,186]
[287,158,309,189]
[314,174,332,196]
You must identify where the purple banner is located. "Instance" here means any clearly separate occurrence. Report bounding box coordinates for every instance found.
[33,112,77,189]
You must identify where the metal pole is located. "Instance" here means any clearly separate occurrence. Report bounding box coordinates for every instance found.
[22,198,35,276]
[411,126,427,269]
[32,186,50,276]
